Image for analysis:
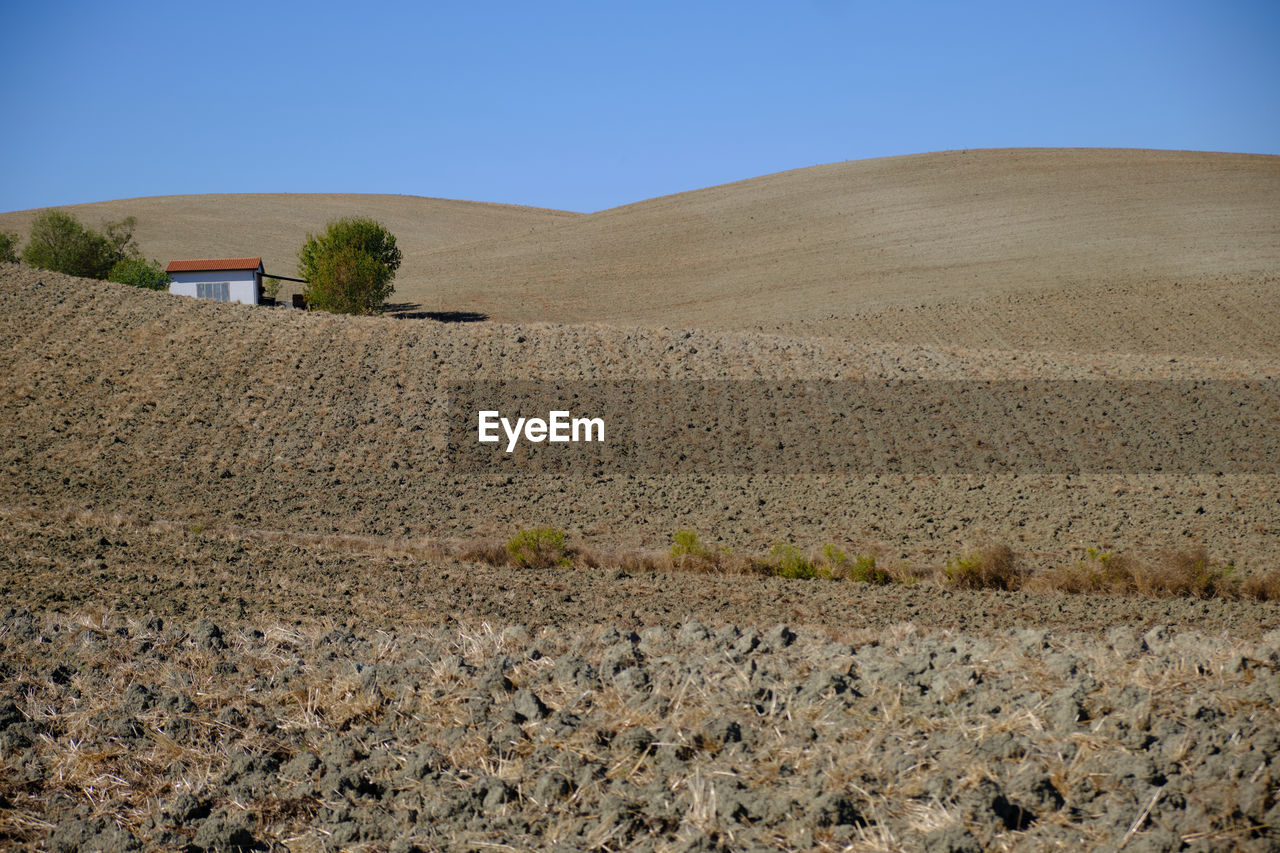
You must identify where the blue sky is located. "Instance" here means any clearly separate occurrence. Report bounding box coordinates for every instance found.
[2,1,1276,213]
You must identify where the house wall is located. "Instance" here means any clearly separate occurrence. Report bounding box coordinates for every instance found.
[169,269,260,305]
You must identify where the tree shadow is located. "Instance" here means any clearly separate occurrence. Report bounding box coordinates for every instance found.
[383,303,489,323]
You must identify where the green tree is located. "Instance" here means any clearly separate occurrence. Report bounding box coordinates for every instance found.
[108,257,170,290]
[103,215,140,261]
[0,231,19,263]
[297,217,401,315]
[22,210,141,279]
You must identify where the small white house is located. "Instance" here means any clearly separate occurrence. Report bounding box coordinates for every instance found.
[166,257,264,305]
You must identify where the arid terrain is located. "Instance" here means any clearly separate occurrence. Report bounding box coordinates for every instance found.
[4,149,1276,355]
[1,149,1279,850]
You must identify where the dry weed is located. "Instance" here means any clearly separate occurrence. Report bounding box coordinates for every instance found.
[1028,546,1277,601]
[1240,568,1280,601]
[943,544,1024,591]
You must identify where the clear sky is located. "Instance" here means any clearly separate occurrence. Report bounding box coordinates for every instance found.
[2,1,1277,213]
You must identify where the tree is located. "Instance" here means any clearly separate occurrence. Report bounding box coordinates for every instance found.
[297,217,401,315]
[22,210,141,279]
[103,216,140,262]
[108,257,170,290]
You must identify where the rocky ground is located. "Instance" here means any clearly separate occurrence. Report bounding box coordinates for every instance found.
[2,512,1279,851]
[2,265,1279,850]
[3,268,1280,574]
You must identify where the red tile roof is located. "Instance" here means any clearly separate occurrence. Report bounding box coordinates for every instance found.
[166,257,262,273]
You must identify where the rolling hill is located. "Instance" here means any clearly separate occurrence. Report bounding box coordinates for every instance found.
[3,149,1276,355]
[0,192,580,290]
[407,148,1280,352]
[3,263,1279,570]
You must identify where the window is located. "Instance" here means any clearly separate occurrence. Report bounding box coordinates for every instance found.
[196,282,231,301]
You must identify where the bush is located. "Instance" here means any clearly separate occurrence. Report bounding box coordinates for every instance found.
[770,543,821,579]
[0,231,18,263]
[820,545,891,584]
[297,217,401,315]
[506,528,570,568]
[817,544,848,576]
[819,545,890,583]
[108,257,170,290]
[1136,548,1236,599]
[22,211,140,279]
[1032,548,1138,595]
[945,545,1023,591]
[23,210,115,278]
[1031,546,1261,600]
[670,528,714,566]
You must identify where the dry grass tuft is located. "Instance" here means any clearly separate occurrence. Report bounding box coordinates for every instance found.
[667,529,766,575]
[818,545,894,585]
[1028,546,1277,601]
[457,539,512,567]
[1135,547,1237,599]
[612,551,667,574]
[1028,548,1139,595]
[943,545,1023,591]
[1241,569,1280,601]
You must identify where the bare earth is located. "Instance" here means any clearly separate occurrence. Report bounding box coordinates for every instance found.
[1,149,1279,851]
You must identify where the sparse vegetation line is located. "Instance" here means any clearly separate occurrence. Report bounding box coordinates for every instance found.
[4,504,1273,603]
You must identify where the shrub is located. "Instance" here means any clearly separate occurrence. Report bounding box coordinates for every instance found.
[0,231,18,263]
[108,257,170,290]
[944,545,1023,591]
[1136,548,1236,599]
[850,554,891,585]
[1032,548,1138,595]
[22,211,140,279]
[670,528,716,569]
[506,527,570,568]
[818,544,910,585]
[818,544,849,577]
[297,217,401,315]
[770,543,821,579]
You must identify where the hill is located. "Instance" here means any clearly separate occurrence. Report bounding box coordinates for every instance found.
[411,148,1280,352]
[0,192,579,288]
[3,265,1278,571]
[3,149,1276,355]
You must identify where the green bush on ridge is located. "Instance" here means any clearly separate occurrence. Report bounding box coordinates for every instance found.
[770,542,822,579]
[506,527,570,568]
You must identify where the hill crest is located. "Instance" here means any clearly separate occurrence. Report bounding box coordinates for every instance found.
[2,148,1276,354]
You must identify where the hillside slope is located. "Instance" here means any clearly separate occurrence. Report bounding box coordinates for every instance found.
[0,193,579,287]
[3,150,1276,354]
[3,266,1278,572]
[411,148,1279,352]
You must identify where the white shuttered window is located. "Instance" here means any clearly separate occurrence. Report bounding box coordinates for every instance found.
[196,282,231,301]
